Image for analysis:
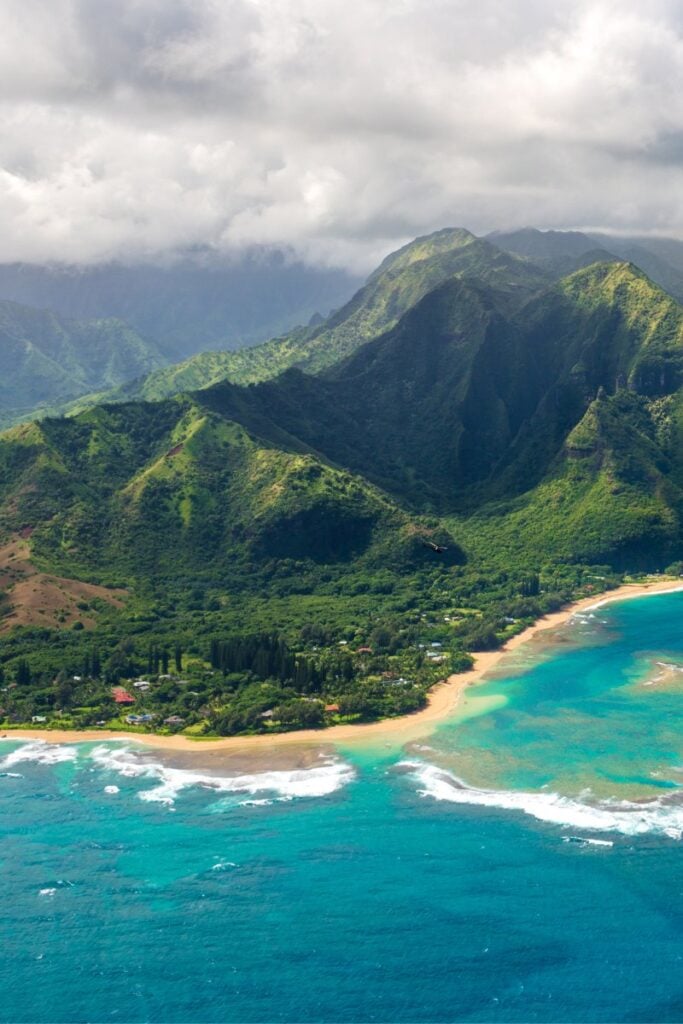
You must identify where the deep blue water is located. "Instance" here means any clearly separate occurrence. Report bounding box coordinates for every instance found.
[2,592,683,1023]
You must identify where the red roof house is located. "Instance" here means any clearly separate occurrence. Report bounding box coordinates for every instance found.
[112,687,135,705]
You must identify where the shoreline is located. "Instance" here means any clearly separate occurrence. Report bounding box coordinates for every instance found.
[4,578,683,757]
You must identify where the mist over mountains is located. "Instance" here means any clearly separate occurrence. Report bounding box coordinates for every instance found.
[4,225,683,434]
[0,253,361,361]
[3,225,683,582]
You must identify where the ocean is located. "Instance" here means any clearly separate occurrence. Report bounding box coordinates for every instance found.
[1,592,683,1023]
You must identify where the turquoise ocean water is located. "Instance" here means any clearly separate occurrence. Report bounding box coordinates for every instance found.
[2,592,683,1023]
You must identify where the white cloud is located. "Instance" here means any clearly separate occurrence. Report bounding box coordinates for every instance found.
[1,0,683,269]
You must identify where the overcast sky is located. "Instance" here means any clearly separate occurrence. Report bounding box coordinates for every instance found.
[2,0,683,270]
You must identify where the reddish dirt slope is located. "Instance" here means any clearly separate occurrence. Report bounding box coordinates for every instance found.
[0,538,127,632]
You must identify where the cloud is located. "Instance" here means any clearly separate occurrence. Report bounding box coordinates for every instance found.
[1,0,683,269]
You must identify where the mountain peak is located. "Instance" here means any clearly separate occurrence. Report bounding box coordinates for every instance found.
[373,227,477,277]
[559,258,663,304]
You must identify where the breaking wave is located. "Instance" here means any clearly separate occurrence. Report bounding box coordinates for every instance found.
[402,761,683,840]
[0,741,78,768]
[88,745,354,806]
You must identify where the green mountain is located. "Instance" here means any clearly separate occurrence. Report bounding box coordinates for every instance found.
[490,227,683,305]
[0,398,462,584]
[4,257,683,583]
[0,301,166,430]
[64,229,548,409]
[194,259,683,568]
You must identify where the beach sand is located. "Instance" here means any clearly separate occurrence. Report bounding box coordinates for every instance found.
[4,578,683,762]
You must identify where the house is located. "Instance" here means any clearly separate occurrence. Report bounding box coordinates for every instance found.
[31,715,47,723]
[163,715,185,726]
[260,709,274,719]
[324,703,340,713]
[125,713,155,724]
[356,646,373,655]
[133,681,150,690]
[112,687,135,705]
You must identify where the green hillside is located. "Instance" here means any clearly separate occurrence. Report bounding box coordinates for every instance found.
[62,228,548,410]
[0,398,462,584]
[5,259,683,577]
[0,301,166,430]
[193,261,683,563]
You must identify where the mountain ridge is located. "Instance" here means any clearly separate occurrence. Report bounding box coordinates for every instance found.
[4,255,683,587]
[39,229,549,420]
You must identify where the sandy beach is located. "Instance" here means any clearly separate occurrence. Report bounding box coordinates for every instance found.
[4,577,683,759]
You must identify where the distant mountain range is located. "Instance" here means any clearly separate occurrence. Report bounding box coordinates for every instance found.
[59,227,547,413]
[5,227,683,435]
[32,226,683,424]
[488,227,683,304]
[3,227,683,584]
[0,301,165,430]
[0,252,361,360]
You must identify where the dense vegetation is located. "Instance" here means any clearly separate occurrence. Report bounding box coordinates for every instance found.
[3,229,683,736]
[0,301,165,430]
[0,558,615,734]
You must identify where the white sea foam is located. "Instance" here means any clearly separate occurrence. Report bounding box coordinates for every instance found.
[403,761,683,839]
[0,771,23,778]
[103,785,119,794]
[211,861,237,871]
[0,741,78,768]
[39,888,56,897]
[89,745,354,806]
[562,835,613,848]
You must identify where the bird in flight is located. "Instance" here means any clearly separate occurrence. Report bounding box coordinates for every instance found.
[421,540,447,554]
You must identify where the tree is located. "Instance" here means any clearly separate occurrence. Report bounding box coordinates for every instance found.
[15,659,31,686]
[54,671,75,710]
[520,574,540,597]
[273,699,324,730]
[252,647,271,680]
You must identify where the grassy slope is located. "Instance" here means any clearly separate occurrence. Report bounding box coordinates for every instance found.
[0,397,463,587]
